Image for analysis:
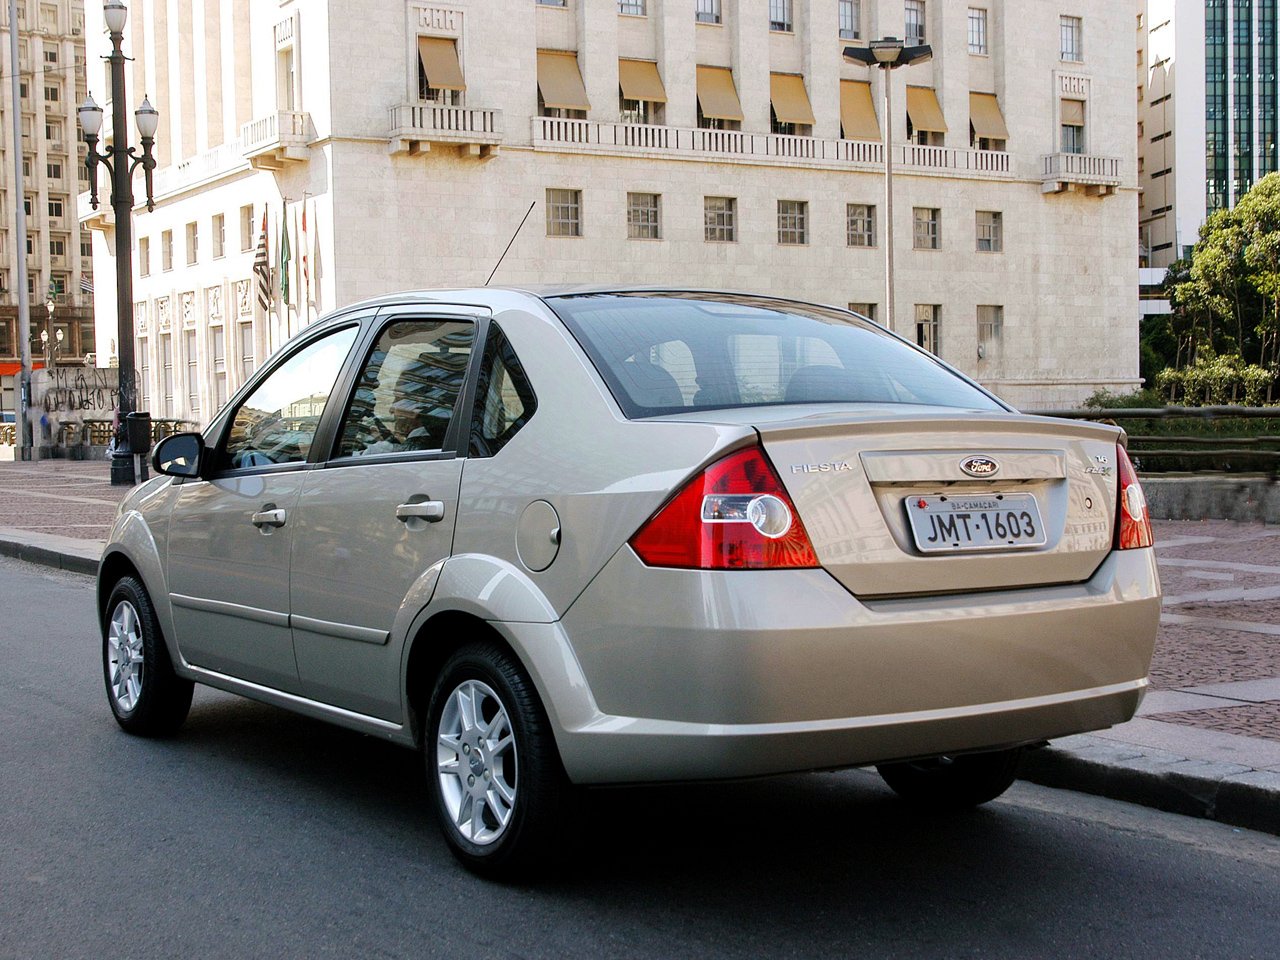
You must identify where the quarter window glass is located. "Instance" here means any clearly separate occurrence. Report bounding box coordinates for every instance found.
[470,325,538,457]
[337,320,476,458]
[220,325,359,470]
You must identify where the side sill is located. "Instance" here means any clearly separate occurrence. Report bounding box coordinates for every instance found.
[185,664,412,746]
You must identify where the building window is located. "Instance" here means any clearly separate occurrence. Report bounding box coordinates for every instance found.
[967,8,987,54]
[44,85,59,102]
[162,334,179,414]
[627,192,661,240]
[25,234,34,256]
[769,0,792,32]
[619,94,651,125]
[213,214,225,259]
[847,303,876,321]
[417,37,463,105]
[977,305,1003,357]
[80,238,91,259]
[695,0,721,24]
[18,80,27,99]
[22,196,32,217]
[138,338,150,409]
[839,0,860,39]
[618,0,646,14]
[46,161,61,180]
[47,198,63,219]
[210,326,227,409]
[847,203,875,247]
[915,304,940,354]
[537,0,566,6]
[240,322,256,380]
[162,230,173,271]
[537,90,587,121]
[976,211,1002,252]
[1060,15,1082,61]
[1061,99,1085,153]
[704,196,737,242]
[44,120,62,143]
[139,237,150,277]
[49,238,66,258]
[697,102,740,130]
[185,328,199,418]
[240,205,255,252]
[913,207,940,250]
[546,188,582,237]
[905,0,926,44]
[22,156,31,177]
[0,318,13,357]
[186,222,199,265]
[777,200,808,245]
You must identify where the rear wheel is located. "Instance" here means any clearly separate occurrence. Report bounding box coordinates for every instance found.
[103,576,193,736]
[876,747,1024,810]
[425,641,571,879]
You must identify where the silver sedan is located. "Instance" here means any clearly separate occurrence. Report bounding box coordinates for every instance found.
[98,288,1160,877]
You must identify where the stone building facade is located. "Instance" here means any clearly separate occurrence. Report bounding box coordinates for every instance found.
[0,0,94,418]
[81,0,1140,417]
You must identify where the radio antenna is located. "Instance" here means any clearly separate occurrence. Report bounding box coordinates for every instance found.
[485,200,536,286]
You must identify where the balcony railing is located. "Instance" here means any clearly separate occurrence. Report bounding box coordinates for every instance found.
[388,103,502,157]
[241,110,311,170]
[152,139,250,199]
[530,118,1013,178]
[1040,152,1122,195]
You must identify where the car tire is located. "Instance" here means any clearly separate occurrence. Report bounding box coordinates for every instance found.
[103,576,194,736]
[425,641,571,880]
[875,747,1024,810]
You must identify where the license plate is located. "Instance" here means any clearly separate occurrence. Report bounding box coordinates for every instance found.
[905,493,1047,554]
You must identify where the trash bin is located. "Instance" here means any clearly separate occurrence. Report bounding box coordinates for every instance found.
[125,411,153,454]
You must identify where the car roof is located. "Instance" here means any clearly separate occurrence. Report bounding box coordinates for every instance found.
[320,286,860,324]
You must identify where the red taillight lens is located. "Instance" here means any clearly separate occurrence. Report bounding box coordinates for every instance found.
[1116,444,1153,550]
[630,447,820,569]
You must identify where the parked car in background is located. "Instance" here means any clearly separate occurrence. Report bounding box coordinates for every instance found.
[97,288,1161,877]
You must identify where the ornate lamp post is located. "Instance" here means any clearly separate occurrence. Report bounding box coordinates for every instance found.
[78,0,159,485]
[844,38,932,336]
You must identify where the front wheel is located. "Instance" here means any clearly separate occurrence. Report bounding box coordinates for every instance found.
[103,576,194,736]
[425,642,571,879]
[876,747,1024,810]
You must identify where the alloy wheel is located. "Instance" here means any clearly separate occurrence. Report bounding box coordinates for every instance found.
[435,679,518,846]
[107,600,145,712]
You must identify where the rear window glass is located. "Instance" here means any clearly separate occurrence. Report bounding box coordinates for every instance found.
[547,293,1003,418]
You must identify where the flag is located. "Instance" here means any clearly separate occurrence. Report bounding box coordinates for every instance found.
[301,200,310,318]
[80,275,93,294]
[253,210,271,312]
[280,202,291,307]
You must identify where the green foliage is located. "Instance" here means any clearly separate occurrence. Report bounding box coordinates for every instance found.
[1081,387,1164,410]
[1156,173,1280,372]
[1151,354,1275,406]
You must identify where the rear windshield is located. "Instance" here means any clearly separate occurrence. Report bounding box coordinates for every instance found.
[547,293,1004,418]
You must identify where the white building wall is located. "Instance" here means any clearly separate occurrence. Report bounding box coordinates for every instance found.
[83,0,1142,418]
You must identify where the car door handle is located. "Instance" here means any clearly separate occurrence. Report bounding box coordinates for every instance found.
[396,501,446,523]
[251,508,288,528]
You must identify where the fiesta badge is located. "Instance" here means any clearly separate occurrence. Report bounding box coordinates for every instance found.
[960,455,1000,478]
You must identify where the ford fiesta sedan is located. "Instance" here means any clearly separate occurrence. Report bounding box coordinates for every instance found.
[98,288,1160,877]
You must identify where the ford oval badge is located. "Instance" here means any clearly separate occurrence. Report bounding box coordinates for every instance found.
[960,455,1000,478]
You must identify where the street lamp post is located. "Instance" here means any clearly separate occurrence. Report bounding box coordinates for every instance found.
[79,0,159,486]
[844,38,932,337]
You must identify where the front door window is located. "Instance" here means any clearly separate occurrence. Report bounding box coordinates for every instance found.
[219,325,358,470]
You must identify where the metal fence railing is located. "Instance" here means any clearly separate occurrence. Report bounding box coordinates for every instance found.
[1038,406,1280,472]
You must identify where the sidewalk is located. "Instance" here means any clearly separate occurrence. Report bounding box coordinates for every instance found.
[1,459,1278,832]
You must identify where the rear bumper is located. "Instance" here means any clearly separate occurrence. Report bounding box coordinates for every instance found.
[526,548,1159,784]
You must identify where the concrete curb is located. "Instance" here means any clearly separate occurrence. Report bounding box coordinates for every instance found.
[0,531,102,577]
[1020,735,1280,836]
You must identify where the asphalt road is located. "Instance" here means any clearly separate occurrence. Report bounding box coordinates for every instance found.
[2,556,1278,960]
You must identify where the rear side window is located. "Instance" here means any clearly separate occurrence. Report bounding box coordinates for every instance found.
[218,325,359,470]
[335,319,476,458]
[469,325,537,457]
[547,293,1003,418]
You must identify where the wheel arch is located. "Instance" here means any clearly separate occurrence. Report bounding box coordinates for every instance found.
[97,514,181,669]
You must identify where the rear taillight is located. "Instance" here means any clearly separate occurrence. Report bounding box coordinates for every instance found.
[1116,444,1153,550]
[630,447,819,569]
